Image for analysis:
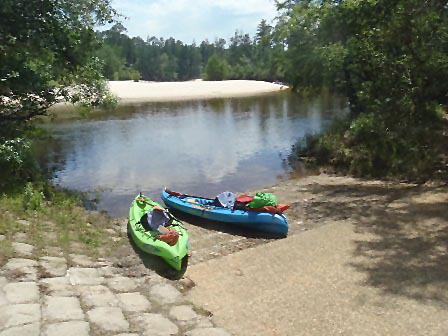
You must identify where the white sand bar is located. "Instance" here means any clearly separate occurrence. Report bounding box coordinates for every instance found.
[108,80,289,103]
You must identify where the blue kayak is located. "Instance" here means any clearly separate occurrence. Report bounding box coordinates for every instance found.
[161,189,288,236]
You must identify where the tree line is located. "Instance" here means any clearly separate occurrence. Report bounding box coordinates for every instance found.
[96,19,283,82]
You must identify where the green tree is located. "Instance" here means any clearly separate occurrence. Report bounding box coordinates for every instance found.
[204,54,228,81]
[96,44,125,79]
[159,53,178,81]
[0,0,118,186]
[280,0,448,178]
[255,19,273,48]
[0,0,118,122]
[253,19,280,81]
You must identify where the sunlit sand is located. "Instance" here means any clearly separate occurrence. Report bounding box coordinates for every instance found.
[108,79,289,103]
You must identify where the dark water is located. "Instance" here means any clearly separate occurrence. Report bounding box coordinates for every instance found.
[39,92,347,217]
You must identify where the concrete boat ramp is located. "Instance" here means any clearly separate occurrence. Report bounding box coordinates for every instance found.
[184,175,448,336]
[186,221,448,336]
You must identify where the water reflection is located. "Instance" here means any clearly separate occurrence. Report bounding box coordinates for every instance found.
[41,93,347,217]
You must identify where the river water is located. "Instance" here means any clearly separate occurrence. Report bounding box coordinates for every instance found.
[40,92,347,217]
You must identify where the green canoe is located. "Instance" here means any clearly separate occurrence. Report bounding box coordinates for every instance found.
[128,194,189,271]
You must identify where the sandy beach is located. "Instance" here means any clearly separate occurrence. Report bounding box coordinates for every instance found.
[108,80,289,103]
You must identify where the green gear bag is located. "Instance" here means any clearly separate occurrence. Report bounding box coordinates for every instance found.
[247,192,278,208]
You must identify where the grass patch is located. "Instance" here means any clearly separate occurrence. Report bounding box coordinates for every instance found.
[0,182,121,260]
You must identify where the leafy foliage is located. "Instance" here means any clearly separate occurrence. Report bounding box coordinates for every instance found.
[280,0,448,179]
[0,0,119,186]
[22,182,45,211]
[204,54,228,81]
[0,137,35,185]
[0,0,118,122]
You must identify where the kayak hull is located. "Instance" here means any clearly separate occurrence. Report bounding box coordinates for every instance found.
[161,190,288,236]
[128,195,189,271]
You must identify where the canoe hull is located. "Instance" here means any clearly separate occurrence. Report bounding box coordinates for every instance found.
[128,195,189,271]
[161,190,288,236]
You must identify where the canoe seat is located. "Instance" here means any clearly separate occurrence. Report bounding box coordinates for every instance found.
[139,213,151,231]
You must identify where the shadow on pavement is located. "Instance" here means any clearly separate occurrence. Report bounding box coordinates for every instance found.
[304,181,448,307]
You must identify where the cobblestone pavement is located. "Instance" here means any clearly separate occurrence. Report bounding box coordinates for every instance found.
[0,219,232,336]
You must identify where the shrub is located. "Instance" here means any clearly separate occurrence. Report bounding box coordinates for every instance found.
[204,54,228,81]
[22,182,45,211]
[0,137,37,187]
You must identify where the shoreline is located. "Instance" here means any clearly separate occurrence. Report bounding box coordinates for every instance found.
[46,79,290,116]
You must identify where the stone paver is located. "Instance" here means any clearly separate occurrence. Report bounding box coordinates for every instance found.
[87,307,129,333]
[79,285,118,308]
[3,259,38,281]
[4,258,38,269]
[130,313,178,336]
[0,278,7,287]
[97,265,118,278]
[67,267,104,285]
[169,305,198,323]
[12,242,34,256]
[149,284,183,305]
[3,282,39,304]
[195,317,214,329]
[0,278,8,307]
[39,257,67,277]
[43,321,90,336]
[0,323,40,336]
[40,277,76,297]
[11,233,27,242]
[0,294,7,307]
[69,254,96,267]
[106,275,139,292]
[42,247,64,256]
[43,296,84,322]
[185,328,232,336]
[117,292,151,312]
[0,304,41,329]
